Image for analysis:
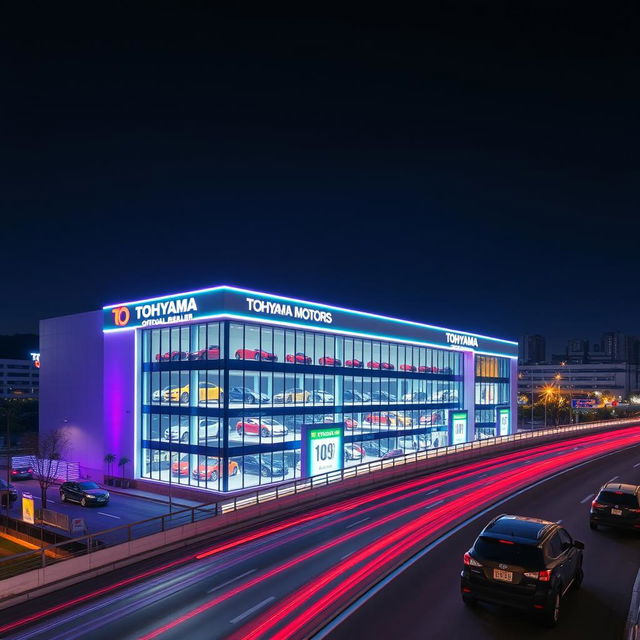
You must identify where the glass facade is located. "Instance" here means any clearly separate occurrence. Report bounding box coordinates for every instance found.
[140,320,470,492]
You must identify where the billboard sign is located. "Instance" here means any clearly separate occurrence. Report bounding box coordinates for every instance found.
[571,399,598,409]
[300,424,344,478]
[497,407,510,436]
[449,410,468,446]
[22,492,34,524]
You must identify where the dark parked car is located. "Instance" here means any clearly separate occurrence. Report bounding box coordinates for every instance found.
[242,455,289,478]
[60,481,110,507]
[590,483,640,531]
[11,466,34,480]
[228,386,269,404]
[343,390,371,403]
[0,478,17,507]
[361,442,390,458]
[370,391,397,403]
[461,515,584,627]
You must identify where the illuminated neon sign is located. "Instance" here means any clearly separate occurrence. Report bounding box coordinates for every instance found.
[103,286,518,357]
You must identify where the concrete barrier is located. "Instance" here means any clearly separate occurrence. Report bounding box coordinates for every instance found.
[0,418,637,610]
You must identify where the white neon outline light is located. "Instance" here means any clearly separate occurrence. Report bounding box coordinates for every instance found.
[103,284,517,346]
[104,311,517,359]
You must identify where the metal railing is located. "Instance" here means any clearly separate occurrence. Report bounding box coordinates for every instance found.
[0,416,637,581]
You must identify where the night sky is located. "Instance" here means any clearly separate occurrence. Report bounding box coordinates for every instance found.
[2,5,639,352]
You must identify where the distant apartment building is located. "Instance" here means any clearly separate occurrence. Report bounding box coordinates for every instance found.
[0,357,39,398]
[520,331,640,401]
[519,335,546,364]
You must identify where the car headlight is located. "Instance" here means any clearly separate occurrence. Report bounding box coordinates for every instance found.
[85,494,97,499]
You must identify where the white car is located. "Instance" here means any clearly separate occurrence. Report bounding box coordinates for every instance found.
[312,390,335,403]
[344,444,365,461]
[163,418,219,443]
[152,386,174,402]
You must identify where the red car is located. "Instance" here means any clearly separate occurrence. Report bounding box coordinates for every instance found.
[399,364,417,372]
[323,415,359,430]
[366,361,395,370]
[236,418,288,437]
[418,365,441,373]
[189,345,220,360]
[286,353,312,364]
[318,356,342,366]
[155,350,188,361]
[345,359,363,368]
[420,412,443,425]
[235,348,278,362]
[381,448,404,459]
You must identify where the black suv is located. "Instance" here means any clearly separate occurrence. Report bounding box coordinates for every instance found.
[461,515,584,627]
[590,482,640,531]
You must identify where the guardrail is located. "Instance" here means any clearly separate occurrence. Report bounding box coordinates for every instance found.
[0,416,638,581]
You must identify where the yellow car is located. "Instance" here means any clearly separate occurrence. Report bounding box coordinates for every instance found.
[163,381,223,404]
[386,412,413,427]
[273,387,311,404]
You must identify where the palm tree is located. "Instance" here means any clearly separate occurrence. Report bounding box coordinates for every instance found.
[118,456,130,478]
[104,453,116,479]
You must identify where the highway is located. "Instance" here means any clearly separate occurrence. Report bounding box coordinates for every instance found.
[1,426,640,640]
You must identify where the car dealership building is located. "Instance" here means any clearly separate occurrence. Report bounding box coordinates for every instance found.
[40,286,518,495]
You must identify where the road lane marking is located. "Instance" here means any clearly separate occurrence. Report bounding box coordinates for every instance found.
[634,463,640,468]
[425,500,444,509]
[346,517,370,530]
[606,475,620,484]
[206,569,256,594]
[425,489,439,495]
[479,474,488,478]
[580,494,595,504]
[340,551,354,560]
[230,596,275,624]
[556,520,562,524]
[98,512,120,519]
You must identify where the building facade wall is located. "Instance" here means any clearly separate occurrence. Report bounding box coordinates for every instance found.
[39,311,104,480]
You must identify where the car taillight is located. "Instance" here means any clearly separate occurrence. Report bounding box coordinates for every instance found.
[591,500,604,509]
[628,508,640,513]
[463,552,481,567]
[27,469,33,473]
[11,470,17,475]
[524,569,552,582]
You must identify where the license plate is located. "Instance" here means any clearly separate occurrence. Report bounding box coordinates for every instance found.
[493,569,513,582]
[611,508,622,516]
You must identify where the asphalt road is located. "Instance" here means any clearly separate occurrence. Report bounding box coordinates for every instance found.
[2,427,640,640]
[327,443,640,640]
[5,479,180,535]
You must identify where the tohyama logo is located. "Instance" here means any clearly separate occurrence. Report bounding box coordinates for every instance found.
[134,297,198,326]
[445,332,479,348]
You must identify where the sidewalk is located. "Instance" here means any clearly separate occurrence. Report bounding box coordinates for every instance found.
[106,485,209,509]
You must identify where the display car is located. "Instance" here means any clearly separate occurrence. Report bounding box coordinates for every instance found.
[399,364,417,372]
[236,417,288,437]
[419,412,443,425]
[345,359,363,368]
[228,387,270,404]
[311,390,335,403]
[171,456,190,476]
[364,412,412,427]
[590,482,640,531]
[10,466,34,480]
[273,388,311,403]
[318,356,342,366]
[461,515,584,627]
[234,348,278,361]
[402,391,429,402]
[155,350,188,361]
[286,352,313,364]
[189,345,220,360]
[60,481,110,507]
[163,381,223,403]
[321,415,358,430]
[418,365,440,373]
[344,443,365,461]
[163,418,220,443]
[192,457,240,481]
[361,441,389,458]
[366,361,395,370]
[343,389,371,403]
[370,390,397,403]
[381,448,404,459]
[243,455,289,477]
